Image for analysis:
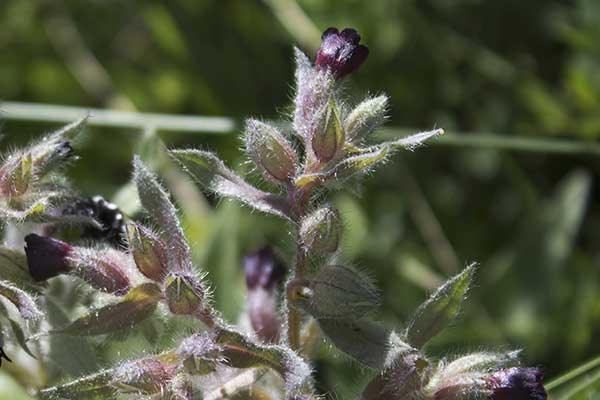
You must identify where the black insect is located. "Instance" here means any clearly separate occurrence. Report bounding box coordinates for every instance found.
[61,195,126,247]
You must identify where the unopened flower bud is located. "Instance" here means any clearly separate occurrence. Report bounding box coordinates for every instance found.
[165,272,204,315]
[70,247,132,295]
[345,95,389,143]
[113,358,177,394]
[290,265,380,320]
[25,234,132,295]
[0,153,32,197]
[25,233,73,281]
[243,246,286,342]
[179,333,223,375]
[312,98,344,163]
[316,27,369,80]
[362,351,428,400]
[300,206,341,254]
[487,368,547,400]
[243,246,286,291]
[127,223,168,282]
[244,119,298,184]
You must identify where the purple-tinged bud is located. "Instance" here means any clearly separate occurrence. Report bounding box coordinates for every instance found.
[243,246,286,343]
[70,247,132,295]
[362,351,428,400]
[244,119,298,184]
[487,368,547,400]
[316,27,369,80]
[179,332,223,375]
[300,206,342,254]
[127,223,168,282]
[312,98,345,163]
[113,358,177,395]
[25,233,73,281]
[25,234,132,295]
[165,272,204,315]
[243,246,286,291]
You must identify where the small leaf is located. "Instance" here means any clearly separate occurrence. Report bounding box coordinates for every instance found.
[318,318,391,369]
[133,156,192,272]
[345,95,389,143]
[291,265,380,320]
[0,246,40,291]
[50,283,162,336]
[170,149,291,219]
[405,263,476,348]
[388,128,444,151]
[294,145,390,189]
[0,280,42,320]
[40,370,115,400]
[0,302,36,358]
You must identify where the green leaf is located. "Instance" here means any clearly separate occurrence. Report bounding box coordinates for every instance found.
[0,280,42,321]
[170,149,291,219]
[0,302,36,358]
[40,370,115,400]
[318,318,391,369]
[133,156,193,272]
[50,283,162,336]
[0,246,40,292]
[405,263,476,348]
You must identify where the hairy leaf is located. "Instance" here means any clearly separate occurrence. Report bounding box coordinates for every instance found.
[170,149,291,219]
[405,263,476,348]
[133,156,192,272]
[50,283,162,336]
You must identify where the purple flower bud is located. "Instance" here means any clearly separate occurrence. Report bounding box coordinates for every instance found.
[243,246,286,291]
[25,234,132,295]
[25,233,73,281]
[487,368,547,400]
[243,246,286,342]
[316,27,369,79]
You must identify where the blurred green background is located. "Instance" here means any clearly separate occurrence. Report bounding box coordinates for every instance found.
[1,0,600,398]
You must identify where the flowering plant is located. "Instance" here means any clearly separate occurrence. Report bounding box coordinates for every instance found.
[0,27,546,400]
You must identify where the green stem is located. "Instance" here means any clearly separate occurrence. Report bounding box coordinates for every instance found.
[546,354,600,391]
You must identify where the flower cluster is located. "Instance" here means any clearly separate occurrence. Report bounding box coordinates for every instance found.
[0,27,547,400]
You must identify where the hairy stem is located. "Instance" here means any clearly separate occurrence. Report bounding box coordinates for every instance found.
[286,185,310,350]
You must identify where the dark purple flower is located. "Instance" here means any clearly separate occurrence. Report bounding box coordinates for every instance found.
[488,368,547,400]
[243,246,286,291]
[25,233,73,281]
[315,27,369,79]
[243,246,286,342]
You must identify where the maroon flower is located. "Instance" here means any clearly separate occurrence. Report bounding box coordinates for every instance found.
[243,246,285,291]
[488,368,547,400]
[25,233,73,281]
[243,246,286,342]
[315,27,369,79]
